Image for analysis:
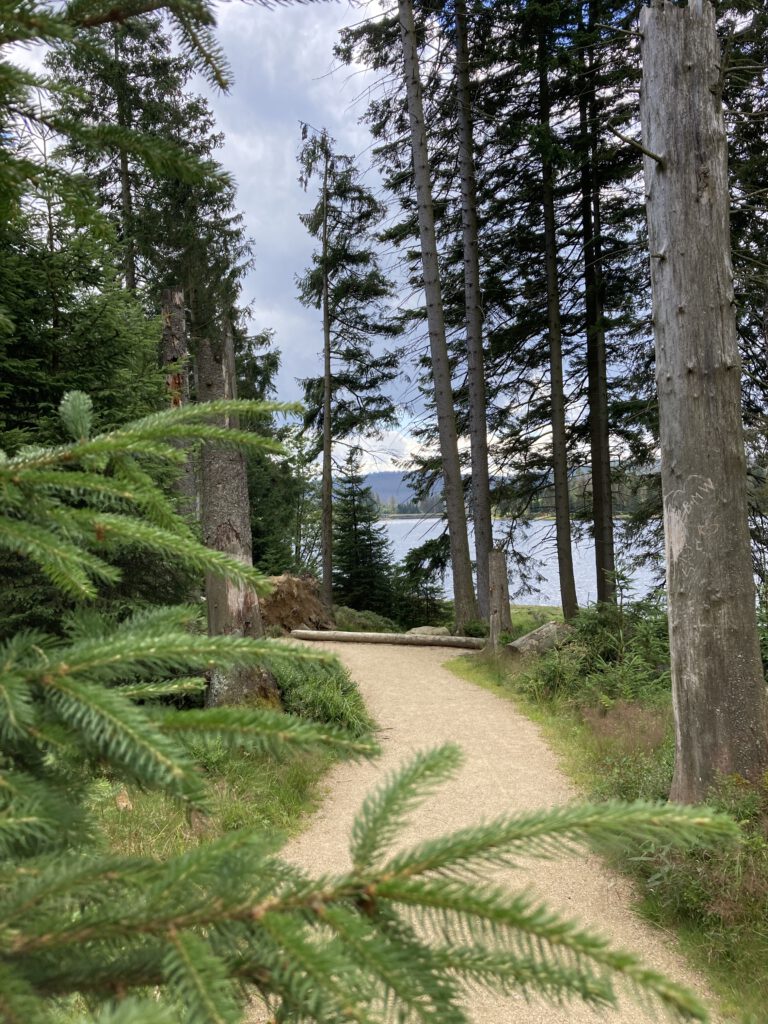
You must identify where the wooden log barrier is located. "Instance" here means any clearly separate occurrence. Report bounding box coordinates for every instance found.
[290,630,486,650]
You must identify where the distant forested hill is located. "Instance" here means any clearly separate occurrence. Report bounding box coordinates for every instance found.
[364,471,416,505]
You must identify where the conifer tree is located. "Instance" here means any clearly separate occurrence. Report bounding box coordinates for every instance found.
[297,128,402,610]
[332,448,395,617]
[397,0,478,629]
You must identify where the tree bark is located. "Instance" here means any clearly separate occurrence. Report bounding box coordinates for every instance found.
[291,629,486,650]
[161,286,198,521]
[537,29,579,623]
[398,0,477,629]
[194,315,278,706]
[578,7,615,603]
[454,0,493,622]
[487,548,511,651]
[320,151,334,611]
[640,0,768,802]
[113,31,137,291]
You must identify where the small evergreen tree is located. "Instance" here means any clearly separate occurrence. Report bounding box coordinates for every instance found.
[333,448,395,618]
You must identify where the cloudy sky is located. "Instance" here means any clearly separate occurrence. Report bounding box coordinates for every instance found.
[200,1,421,469]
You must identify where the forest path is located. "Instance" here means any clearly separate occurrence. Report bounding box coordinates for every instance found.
[254,641,719,1024]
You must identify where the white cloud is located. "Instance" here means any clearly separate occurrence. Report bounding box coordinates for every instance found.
[208,1,383,402]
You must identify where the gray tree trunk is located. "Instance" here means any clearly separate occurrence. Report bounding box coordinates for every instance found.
[320,152,334,611]
[454,0,493,622]
[537,30,579,623]
[398,0,477,629]
[113,32,136,292]
[487,548,512,651]
[161,286,198,521]
[578,10,615,603]
[640,0,768,802]
[194,315,278,706]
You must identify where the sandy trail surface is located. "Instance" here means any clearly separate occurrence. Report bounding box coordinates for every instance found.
[254,641,719,1023]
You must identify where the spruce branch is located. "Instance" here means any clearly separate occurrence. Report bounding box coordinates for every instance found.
[351,745,462,870]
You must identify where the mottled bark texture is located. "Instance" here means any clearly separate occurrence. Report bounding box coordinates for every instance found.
[398,0,477,628]
[320,152,334,611]
[488,548,512,651]
[161,286,198,521]
[455,0,493,621]
[537,30,579,623]
[640,0,768,802]
[194,318,278,706]
[579,4,615,603]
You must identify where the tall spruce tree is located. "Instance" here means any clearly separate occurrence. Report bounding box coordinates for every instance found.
[640,0,768,802]
[48,14,281,704]
[397,0,478,629]
[297,128,402,610]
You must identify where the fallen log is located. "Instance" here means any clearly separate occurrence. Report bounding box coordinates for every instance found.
[290,629,486,650]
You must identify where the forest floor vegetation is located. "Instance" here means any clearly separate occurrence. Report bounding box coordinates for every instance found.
[448,601,768,1024]
[94,654,374,861]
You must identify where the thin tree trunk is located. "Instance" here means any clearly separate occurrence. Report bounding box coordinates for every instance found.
[640,0,768,802]
[161,285,198,521]
[113,32,137,291]
[538,29,579,623]
[398,0,477,629]
[454,0,493,622]
[320,152,334,611]
[578,11,615,603]
[194,313,278,706]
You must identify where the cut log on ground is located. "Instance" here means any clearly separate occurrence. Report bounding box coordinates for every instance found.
[290,630,486,650]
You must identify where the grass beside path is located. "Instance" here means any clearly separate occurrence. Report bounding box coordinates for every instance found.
[95,653,374,861]
[446,604,768,1024]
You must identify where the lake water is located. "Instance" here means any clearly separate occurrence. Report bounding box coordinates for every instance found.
[381,517,658,607]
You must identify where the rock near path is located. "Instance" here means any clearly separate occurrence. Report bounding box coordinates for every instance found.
[252,642,719,1024]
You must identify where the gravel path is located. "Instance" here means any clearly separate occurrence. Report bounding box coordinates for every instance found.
[258,641,719,1023]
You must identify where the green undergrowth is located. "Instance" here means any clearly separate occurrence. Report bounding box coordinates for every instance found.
[334,601,560,639]
[447,601,768,1023]
[96,653,375,861]
[334,604,401,633]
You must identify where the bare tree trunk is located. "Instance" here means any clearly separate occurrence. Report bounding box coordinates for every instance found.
[194,314,278,706]
[640,0,768,802]
[454,0,493,622]
[398,0,477,629]
[578,10,615,603]
[487,548,512,651]
[537,29,579,623]
[161,286,198,521]
[320,153,334,611]
[113,32,137,291]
